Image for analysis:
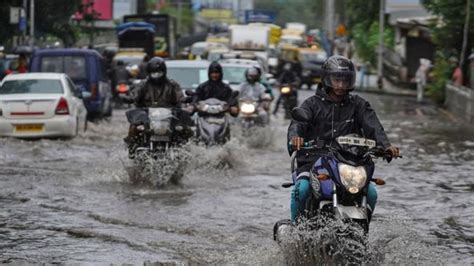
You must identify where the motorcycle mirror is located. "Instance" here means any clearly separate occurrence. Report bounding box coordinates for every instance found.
[231,90,240,98]
[184,89,195,96]
[291,107,310,122]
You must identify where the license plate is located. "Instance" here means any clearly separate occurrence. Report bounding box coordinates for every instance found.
[15,124,44,132]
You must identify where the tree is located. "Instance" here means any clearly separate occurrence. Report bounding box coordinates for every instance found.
[422,0,474,101]
[0,0,82,48]
[345,0,394,67]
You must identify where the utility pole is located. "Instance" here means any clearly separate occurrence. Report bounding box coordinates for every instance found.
[460,0,471,67]
[326,0,335,41]
[377,0,385,89]
[177,1,183,34]
[29,0,34,48]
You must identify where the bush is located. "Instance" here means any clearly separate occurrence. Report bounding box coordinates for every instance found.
[352,21,395,68]
[425,52,453,104]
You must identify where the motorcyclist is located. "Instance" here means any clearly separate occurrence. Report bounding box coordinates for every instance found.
[122,57,192,156]
[273,63,300,115]
[287,55,400,223]
[192,61,239,116]
[239,67,271,124]
[111,60,130,100]
[255,65,274,99]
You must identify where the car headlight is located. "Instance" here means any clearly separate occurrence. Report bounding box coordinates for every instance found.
[338,164,367,194]
[240,103,256,114]
[281,87,291,94]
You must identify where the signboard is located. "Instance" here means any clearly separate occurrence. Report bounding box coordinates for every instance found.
[75,0,113,20]
[10,7,21,24]
[200,8,233,19]
[244,10,275,24]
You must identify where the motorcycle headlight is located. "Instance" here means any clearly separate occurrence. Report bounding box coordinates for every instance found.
[281,87,291,94]
[136,125,145,131]
[200,104,209,112]
[338,164,367,194]
[241,103,256,114]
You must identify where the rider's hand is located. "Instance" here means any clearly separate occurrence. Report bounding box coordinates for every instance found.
[291,136,304,151]
[229,106,239,115]
[183,105,194,113]
[385,146,400,158]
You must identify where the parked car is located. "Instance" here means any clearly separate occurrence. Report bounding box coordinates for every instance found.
[166,60,210,91]
[29,48,112,119]
[0,73,89,138]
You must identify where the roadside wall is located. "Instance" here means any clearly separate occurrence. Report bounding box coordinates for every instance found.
[445,82,474,122]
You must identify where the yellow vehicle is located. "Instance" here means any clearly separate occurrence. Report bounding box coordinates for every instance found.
[297,47,328,87]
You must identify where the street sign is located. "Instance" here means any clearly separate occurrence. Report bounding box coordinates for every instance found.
[244,10,275,24]
[19,17,27,32]
[10,7,21,24]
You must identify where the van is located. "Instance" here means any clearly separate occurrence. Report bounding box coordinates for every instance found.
[29,48,112,118]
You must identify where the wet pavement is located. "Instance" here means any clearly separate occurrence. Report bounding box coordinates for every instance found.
[0,89,473,264]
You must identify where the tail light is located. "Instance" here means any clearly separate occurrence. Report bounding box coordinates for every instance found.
[90,83,98,99]
[55,97,69,115]
[116,83,129,93]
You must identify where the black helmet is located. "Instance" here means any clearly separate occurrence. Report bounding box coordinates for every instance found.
[321,55,356,92]
[245,67,259,83]
[146,57,167,84]
[208,61,223,81]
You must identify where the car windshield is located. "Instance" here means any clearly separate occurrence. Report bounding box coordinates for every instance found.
[222,66,248,85]
[40,56,87,80]
[0,79,63,94]
[167,67,208,88]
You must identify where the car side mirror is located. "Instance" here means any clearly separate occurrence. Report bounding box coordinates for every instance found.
[291,107,310,122]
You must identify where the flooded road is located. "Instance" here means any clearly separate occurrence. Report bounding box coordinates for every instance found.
[1,89,473,264]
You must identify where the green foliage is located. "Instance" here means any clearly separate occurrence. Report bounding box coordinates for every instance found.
[425,52,453,103]
[352,21,395,67]
[0,0,82,47]
[160,5,194,35]
[346,0,379,28]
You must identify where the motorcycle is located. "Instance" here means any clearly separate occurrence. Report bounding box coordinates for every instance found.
[279,83,298,119]
[125,107,191,159]
[274,108,400,256]
[238,95,271,130]
[195,98,231,145]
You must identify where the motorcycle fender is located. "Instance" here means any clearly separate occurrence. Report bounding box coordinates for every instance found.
[334,205,368,220]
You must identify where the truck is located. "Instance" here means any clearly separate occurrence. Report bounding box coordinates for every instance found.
[123,14,177,59]
[230,24,269,51]
[116,22,156,57]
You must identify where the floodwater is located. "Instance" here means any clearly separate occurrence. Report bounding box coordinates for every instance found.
[0,90,473,264]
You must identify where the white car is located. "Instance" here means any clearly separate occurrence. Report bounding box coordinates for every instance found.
[0,73,88,138]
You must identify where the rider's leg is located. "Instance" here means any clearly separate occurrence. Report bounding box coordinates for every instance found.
[290,178,310,223]
[367,183,378,211]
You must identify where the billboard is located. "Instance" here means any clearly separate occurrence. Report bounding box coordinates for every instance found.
[75,0,113,20]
